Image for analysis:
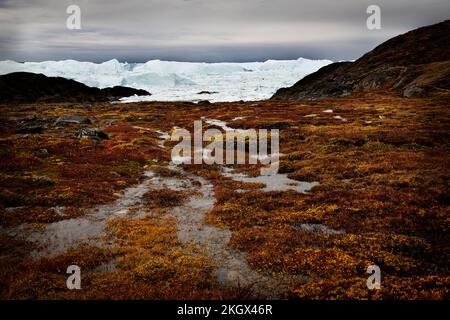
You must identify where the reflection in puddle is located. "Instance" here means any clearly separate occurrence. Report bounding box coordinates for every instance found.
[202,117,248,134]
[152,165,303,298]
[155,130,170,148]
[3,164,301,297]
[132,126,169,148]
[5,171,155,258]
[221,167,319,193]
[249,152,284,162]
[334,115,347,122]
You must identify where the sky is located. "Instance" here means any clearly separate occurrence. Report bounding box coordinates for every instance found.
[0,0,449,63]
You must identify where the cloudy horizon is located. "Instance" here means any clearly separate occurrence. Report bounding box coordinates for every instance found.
[0,0,449,63]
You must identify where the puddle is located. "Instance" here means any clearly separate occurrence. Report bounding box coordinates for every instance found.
[322,109,333,113]
[149,165,303,298]
[202,117,248,134]
[304,114,317,118]
[155,130,170,140]
[221,167,319,193]
[4,171,155,258]
[249,152,284,162]
[132,126,169,148]
[155,130,170,148]
[4,206,25,212]
[203,118,234,132]
[2,164,302,297]
[1,118,308,297]
[333,115,347,122]
[52,206,66,216]
[170,155,193,164]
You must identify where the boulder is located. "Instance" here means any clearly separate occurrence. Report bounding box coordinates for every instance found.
[403,86,424,97]
[75,128,109,140]
[15,124,43,134]
[197,91,219,95]
[35,148,50,158]
[55,115,91,125]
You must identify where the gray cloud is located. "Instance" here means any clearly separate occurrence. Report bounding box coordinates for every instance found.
[0,0,449,62]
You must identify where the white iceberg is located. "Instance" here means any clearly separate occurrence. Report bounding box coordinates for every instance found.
[0,57,332,102]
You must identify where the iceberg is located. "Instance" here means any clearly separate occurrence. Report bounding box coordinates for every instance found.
[0,58,332,102]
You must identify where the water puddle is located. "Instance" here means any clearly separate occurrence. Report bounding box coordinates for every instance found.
[249,152,284,162]
[1,164,302,297]
[1,121,307,297]
[132,125,169,148]
[4,171,155,258]
[221,167,319,193]
[333,115,347,122]
[149,165,303,298]
[202,117,248,134]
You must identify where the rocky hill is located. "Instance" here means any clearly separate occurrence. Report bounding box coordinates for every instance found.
[272,20,450,100]
[0,72,150,103]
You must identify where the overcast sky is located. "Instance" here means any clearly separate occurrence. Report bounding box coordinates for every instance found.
[0,0,449,62]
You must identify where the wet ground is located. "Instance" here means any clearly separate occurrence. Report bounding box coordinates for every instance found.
[1,98,449,299]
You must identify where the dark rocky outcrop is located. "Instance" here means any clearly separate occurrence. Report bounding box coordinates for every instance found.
[272,20,450,100]
[197,91,219,95]
[15,123,44,134]
[0,72,150,103]
[101,86,150,100]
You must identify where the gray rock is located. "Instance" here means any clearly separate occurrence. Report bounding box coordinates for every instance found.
[403,86,423,97]
[15,124,43,134]
[75,128,109,140]
[35,148,49,158]
[23,115,37,121]
[55,115,91,125]
[197,91,219,95]
[31,174,55,186]
[292,223,345,235]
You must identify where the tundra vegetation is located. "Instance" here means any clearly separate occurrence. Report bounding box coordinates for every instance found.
[0,96,449,299]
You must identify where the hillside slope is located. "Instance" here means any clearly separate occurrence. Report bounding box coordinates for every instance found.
[272,20,450,100]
